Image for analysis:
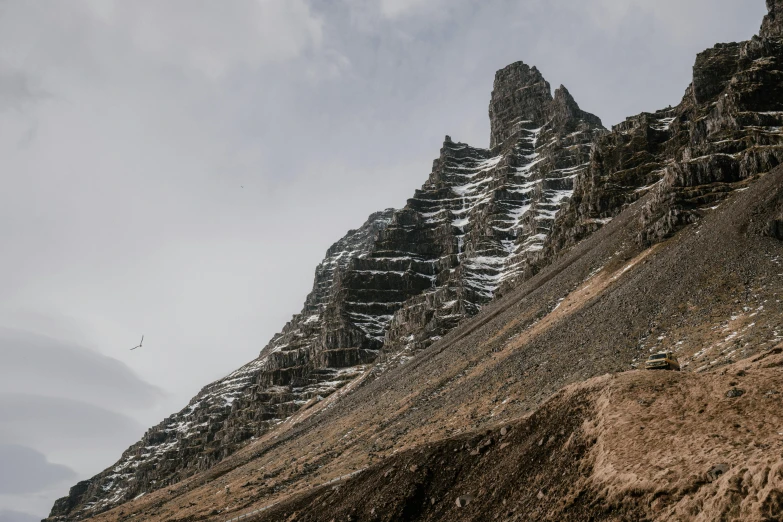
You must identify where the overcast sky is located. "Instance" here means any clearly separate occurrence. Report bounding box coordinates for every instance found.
[0,0,767,519]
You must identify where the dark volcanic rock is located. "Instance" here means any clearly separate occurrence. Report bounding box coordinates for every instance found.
[49,481,91,519]
[488,62,552,149]
[377,63,604,358]
[551,85,604,134]
[692,43,741,104]
[725,387,745,398]
[706,463,730,482]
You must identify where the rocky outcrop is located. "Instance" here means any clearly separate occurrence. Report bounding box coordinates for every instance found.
[49,481,91,520]
[542,7,783,258]
[637,34,783,246]
[761,0,783,39]
[375,64,604,359]
[692,43,741,104]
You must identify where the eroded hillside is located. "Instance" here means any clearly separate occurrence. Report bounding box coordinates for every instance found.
[256,349,783,522]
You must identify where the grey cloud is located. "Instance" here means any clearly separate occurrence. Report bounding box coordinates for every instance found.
[0,395,147,512]
[116,0,324,78]
[0,0,323,82]
[0,394,144,449]
[0,328,163,411]
[0,71,45,112]
[0,444,76,495]
[0,510,40,522]
[377,0,448,20]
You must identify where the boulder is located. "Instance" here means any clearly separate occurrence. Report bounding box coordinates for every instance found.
[455,495,473,508]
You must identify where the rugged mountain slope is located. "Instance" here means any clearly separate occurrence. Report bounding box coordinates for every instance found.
[258,350,783,522]
[49,57,606,522]
[543,2,783,259]
[366,67,605,358]
[49,2,783,520]
[64,123,783,522]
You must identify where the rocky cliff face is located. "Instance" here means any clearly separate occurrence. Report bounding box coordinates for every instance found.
[761,0,783,39]
[370,65,605,360]
[49,3,783,519]
[543,9,783,259]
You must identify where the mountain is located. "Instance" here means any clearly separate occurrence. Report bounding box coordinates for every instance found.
[48,53,605,522]
[48,2,783,520]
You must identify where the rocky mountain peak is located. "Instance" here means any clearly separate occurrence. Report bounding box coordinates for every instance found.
[49,58,607,519]
[543,0,783,256]
[761,0,783,39]
[488,62,603,149]
[488,61,552,148]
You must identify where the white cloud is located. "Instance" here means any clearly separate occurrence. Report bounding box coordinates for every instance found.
[0,0,324,81]
[121,0,323,79]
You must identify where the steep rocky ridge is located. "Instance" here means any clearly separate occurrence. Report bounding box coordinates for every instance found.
[49,62,606,521]
[49,3,783,520]
[371,65,605,359]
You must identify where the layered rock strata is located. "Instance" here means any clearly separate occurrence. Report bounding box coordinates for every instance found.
[542,2,783,260]
[373,68,605,358]
[48,209,395,517]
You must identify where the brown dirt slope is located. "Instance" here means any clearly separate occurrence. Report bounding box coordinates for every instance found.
[82,167,783,522]
[257,349,783,522]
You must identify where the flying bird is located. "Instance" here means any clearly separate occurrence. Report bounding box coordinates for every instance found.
[131,335,144,350]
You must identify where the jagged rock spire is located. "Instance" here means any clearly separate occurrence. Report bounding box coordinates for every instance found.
[488,62,552,148]
[488,61,603,149]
